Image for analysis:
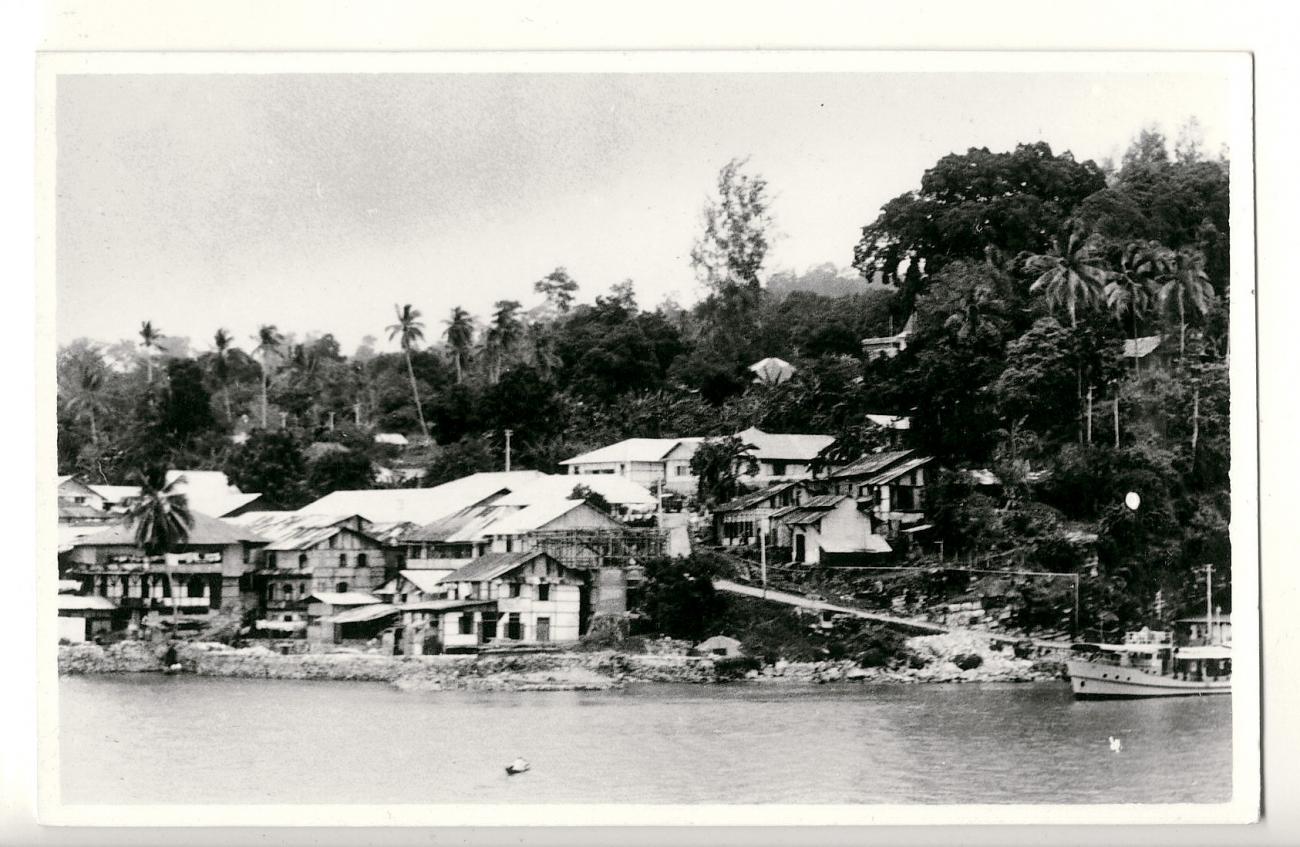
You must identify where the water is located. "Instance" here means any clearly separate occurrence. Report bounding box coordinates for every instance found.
[59,675,1231,805]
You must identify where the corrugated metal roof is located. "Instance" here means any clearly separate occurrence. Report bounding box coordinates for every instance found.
[735,427,835,461]
[714,481,804,514]
[365,521,419,546]
[405,503,509,542]
[73,511,266,547]
[226,511,376,551]
[494,475,657,507]
[309,592,381,606]
[398,598,497,613]
[1122,335,1164,358]
[770,495,848,525]
[325,604,400,624]
[484,499,620,536]
[442,550,548,584]
[398,569,453,594]
[862,456,933,486]
[58,595,117,611]
[296,471,546,523]
[87,484,142,503]
[828,449,915,480]
[561,437,703,466]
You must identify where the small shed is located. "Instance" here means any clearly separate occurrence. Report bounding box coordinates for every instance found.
[695,635,744,657]
[58,594,118,643]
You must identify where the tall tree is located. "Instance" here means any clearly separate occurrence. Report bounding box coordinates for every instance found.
[1158,248,1215,362]
[65,352,109,445]
[485,300,523,384]
[689,435,758,508]
[443,306,475,384]
[252,325,284,428]
[210,328,236,422]
[386,304,431,438]
[1027,226,1111,328]
[125,465,193,629]
[690,157,773,294]
[533,267,580,314]
[138,320,164,384]
[1105,242,1169,375]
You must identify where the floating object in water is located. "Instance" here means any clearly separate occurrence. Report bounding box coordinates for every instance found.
[1108,736,1123,753]
[506,757,531,775]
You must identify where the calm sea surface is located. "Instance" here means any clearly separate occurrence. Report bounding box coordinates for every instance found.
[59,675,1231,805]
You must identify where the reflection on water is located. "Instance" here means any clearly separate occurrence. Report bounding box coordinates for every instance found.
[59,675,1231,805]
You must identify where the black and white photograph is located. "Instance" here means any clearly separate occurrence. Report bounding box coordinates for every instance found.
[31,47,1259,828]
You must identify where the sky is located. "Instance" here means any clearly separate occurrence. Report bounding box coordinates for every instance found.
[55,71,1231,354]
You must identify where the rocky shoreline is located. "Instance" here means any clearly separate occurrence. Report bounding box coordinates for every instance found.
[59,630,1065,691]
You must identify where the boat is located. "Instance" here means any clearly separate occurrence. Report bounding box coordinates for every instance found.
[1067,638,1231,699]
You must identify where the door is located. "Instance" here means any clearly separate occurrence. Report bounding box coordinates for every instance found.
[794,534,806,563]
[536,617,551,643]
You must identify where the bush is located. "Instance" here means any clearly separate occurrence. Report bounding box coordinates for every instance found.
[575,613,632,652]
[953,653,984,670]
[422,634,443,655]
[714,655,761,679]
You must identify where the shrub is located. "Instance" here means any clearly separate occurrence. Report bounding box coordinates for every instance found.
[953,653,984,670]
[714,655,761,679]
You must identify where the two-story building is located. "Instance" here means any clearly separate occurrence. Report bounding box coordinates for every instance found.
[733,428,835,486]
[561,438,704,496]
[225,512,391,626]
[712,481,809,548]
[63,512,266,626]
[826,449,934,536]
[436,550,586,647]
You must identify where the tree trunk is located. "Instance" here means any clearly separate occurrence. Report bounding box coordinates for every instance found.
[261,374,269,428]
[223,386,233,423]
[405,351,430,438]
[1178,292,1187,363]
[454,351,463,384]
[1086,384,1093,445]
[1113,389,1120,448]
[1132,310,1141,378]
[1191,382,1200,460]
[89,407,98,445]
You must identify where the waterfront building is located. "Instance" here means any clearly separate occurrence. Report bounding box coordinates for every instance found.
[57,593,118,643]
[767,494,892,564]
[825,449,934,536]
[437,550,585,647]
[63,512,267,626]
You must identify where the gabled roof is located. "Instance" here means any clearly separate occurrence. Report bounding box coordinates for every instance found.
[443,550,553,584]
[714,481,804,514]
[865,414,911,430]
[397,569,453,594]
[749,357,796,384]
[365,521,420,546]
[225,511,380,551]
[73,511,266,547]
[735,427,835,462]
[1122,335,1164,359]
[561,437,704,466]
[493,474,657,507]
[483,499,621,536]
[87,484,142,504]
[88,472,263,518]
[405,504,509,543]
[398,598,497,613]
[862,455,933,486]
[827,449,915,480]
[295,471,547,524]
[325,603,399,624]
[771,495,849,525]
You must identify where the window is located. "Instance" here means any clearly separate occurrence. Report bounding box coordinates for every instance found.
[675,464,687,476]
[508,582,521,598]
[408,546,422,559]
[338,553,348,567]
[328,534,338,550]
[268,552,278,568]
[770,461,787,477]
[537,583,550,602]
[336,582,349,593]
[504,537,514,553]
[357,553,368,568]
[458,612,474,635]
[298,553,308,568]
[187,577,205,598]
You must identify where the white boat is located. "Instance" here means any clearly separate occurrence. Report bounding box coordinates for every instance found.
[1067,639,1231,699]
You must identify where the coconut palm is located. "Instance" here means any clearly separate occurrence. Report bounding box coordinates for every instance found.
[252,324,284,428]
[66,353,110,444]
[138,320,164,383]
[210,328,237,422]
[1157,247,1216,362]
[1026,227,1111,328]
[444,306,475,384]
[485,300,523,384]
[386,304,430,439]
[125,466,193,630]
[1105,242,1170,376]
[944,282,1009,341]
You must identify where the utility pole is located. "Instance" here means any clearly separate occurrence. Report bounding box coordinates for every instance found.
[760,517,769,599]
[1204,563,1214,644]
[1086,384,1094,445]
[1113,387,1120,448]
[1191,381,1201,459]
[328,410,335,432]
[504,429,513,472]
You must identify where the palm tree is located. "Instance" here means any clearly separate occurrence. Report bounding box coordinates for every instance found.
[944,282,1009,341]
[689,435,759,509]
[386,304,430,439]
[211,328,236,422]
[1026,227,1110,328]
[485,300,523,384]
[66,353,109,445]
[252,324,284,428]
[138,320,164,383]
[444,306,475,384]
[1105,242,1169,376]
[1158,247,1215,363]
[125,466,194,630]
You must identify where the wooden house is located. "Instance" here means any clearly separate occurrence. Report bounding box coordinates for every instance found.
[712,481,808,548]
[734,427,835,486]
[436,550,585,647]
[768,494,891,564]
[826,449,934,536]
[561,438,704,496]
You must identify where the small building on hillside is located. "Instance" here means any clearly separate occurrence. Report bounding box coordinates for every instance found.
[1122,335,1177,372]
[225,512,391,624]
[85,484,143,514]
[734,427,836,486]
[561,438,704,496]
[826,449,934,536]
[769,494,892,564]
[695,635,744,657]
[861,313,915,361]
[64,512,266,624]
[749,357,796,386]
[57,476,107,513]
[712,481,809,548]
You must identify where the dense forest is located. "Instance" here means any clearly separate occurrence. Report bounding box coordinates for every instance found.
[57,120,1232,629]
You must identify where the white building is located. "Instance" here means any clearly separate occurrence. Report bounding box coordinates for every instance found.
[437,550,585,647]
[769,495,892,564]
[296,470,547,524]
[560,437,703,495]
[734,427,835,485]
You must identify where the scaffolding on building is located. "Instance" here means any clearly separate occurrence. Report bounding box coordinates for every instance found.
[529,527,668,572]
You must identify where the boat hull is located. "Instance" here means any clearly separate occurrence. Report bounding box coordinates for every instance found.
[1067,660,1231,700]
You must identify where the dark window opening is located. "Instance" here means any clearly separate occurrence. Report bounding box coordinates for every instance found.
[336,581,349,593]
[538,583,550,602]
